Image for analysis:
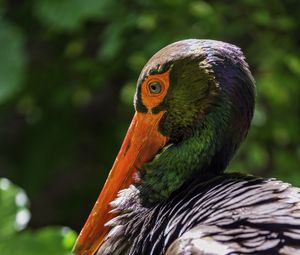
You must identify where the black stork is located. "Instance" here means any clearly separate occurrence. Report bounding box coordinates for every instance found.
[73,39,300,255]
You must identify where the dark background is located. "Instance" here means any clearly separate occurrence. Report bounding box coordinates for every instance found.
[0,0,299,253]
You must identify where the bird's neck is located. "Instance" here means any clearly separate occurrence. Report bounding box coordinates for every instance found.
[138,108,235,206]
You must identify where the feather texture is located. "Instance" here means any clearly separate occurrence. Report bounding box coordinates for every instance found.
[97,174,300,255]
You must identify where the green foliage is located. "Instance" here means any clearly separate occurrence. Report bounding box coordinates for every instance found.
[0,18,25,103]
[0,0,299,241]
[34,0,113,31]
[0,178,76,255]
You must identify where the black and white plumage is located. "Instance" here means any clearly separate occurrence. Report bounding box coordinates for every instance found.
[98,174,300,255]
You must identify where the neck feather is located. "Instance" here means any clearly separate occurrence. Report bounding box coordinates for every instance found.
[138,105,233,205]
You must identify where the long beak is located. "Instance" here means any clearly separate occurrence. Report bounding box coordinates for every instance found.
[73,111,168,255]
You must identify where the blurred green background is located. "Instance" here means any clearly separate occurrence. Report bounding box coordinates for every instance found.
[0,0,299,254]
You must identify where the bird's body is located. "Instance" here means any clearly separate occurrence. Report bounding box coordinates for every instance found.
[99,174,300,255]
[73,39,300,255]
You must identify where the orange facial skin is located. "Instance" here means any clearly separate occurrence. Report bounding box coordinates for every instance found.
[73,70,170,255]
[141,70,170,111]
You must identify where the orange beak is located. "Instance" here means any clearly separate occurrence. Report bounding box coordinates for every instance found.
[73,111,169,255]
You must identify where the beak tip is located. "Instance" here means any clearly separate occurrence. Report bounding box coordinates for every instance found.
[72,245,87,255]
[72,243,81,255]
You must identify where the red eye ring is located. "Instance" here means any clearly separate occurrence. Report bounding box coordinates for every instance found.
[141,70,170,110]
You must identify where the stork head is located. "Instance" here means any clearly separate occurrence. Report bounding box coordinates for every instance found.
[73,39,255,255]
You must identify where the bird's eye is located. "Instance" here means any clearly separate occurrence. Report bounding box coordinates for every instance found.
[148,82,162,94]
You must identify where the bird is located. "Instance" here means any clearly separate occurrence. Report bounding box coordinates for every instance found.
[72,39,300,255]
